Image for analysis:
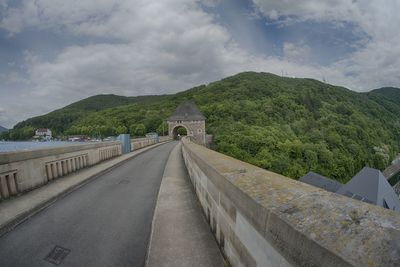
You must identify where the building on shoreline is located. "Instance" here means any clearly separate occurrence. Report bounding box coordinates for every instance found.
[34,128,52,141]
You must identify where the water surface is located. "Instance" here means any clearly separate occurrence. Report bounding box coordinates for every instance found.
[0,141,86,153]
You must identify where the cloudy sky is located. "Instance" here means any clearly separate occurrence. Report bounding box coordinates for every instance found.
[0,0,399,128]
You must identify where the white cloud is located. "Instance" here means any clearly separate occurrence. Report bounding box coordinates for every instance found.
[14,0,234,96]
[283,42,311,63]
[0,107,7,126]
[0,0,254,127]
[0,0,399,127]
[201,0,222,8]
[252,0,359,23]
[252,0,400,90]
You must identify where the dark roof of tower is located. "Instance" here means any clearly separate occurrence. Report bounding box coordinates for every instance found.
[167,102,206,121]
[300,171,342,192]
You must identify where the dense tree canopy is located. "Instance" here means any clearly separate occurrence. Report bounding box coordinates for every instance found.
[3,72,400,183]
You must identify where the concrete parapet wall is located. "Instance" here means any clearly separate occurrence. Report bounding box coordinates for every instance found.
[0,141,122,200]
[131,138,157,151]
[0,137,163,201]
[181,138,400,267]
[130,136,171,151]
[0,142,121,165]
[159,136,172,143]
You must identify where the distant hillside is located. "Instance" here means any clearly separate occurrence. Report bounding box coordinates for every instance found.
[3,72,400,182]
[366,87,400,118]
[63,94,166,111]
[0,125,7,133]
[10,94,166,136]
[369,87,400,103]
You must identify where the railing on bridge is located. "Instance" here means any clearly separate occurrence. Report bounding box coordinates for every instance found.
[181,137,400,267]
[0,137,171,201]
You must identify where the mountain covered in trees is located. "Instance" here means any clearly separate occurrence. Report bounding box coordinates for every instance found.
[369,87,400,104]
[3,72,400,183]
[0,125,7,133]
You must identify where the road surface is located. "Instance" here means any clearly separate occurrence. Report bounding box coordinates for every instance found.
[0,141,177,267]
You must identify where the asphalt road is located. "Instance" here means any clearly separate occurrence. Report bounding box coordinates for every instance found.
[0,141,178,267]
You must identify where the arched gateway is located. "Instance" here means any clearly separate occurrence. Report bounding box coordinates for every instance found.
[166,102,206,145]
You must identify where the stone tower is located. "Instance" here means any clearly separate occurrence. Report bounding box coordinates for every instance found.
[166,102,206,145]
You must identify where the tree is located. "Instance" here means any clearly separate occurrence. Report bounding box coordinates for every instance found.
[8,126,35,140]
[0,131,10,140]
[129,124,146,136]
[176,127,187,136]
[115,125,128,135]
[156,122,168,136]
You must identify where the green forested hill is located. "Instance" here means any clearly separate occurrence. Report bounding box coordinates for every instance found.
[369,87,400,106]
[3,72,400,182]
[8,94,165,138]
[63,94,165,111]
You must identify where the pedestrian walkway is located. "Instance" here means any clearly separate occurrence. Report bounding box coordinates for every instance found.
[147,143,225,267]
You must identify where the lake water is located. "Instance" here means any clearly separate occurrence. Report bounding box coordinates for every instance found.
[0,141,87,153]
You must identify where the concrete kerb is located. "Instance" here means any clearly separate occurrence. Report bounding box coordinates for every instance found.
[145,142,177,267]
[0,140,172,237]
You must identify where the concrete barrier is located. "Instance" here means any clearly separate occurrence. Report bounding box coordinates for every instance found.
[0,137,171,201]
[0,142,122,200]
[130,136,171,151]
[159,136,172,143]
[181,138,400,267]
[131,138,157,151]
